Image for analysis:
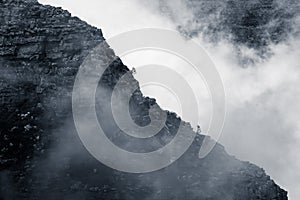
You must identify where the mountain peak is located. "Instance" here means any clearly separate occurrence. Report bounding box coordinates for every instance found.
[0,1,288,199]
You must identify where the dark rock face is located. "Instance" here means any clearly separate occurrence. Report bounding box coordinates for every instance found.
[0,0,288,199]
[0,0,103,169]
[152,0,298,59]
[186,0,296,47]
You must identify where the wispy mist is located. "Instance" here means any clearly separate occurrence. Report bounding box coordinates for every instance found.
[38,0,300,199]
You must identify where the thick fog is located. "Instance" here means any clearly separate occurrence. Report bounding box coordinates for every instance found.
[39,0,300,199]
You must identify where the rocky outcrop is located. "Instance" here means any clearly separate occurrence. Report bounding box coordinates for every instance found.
[184,0,296,48]
[175,0,296,47]
[151,0,298,61]
[0,0,104,169]
[0,0,288,199]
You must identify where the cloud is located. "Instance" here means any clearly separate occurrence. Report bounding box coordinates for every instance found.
[38,0,300,199]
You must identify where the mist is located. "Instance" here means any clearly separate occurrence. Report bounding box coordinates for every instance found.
[38,0,300,199]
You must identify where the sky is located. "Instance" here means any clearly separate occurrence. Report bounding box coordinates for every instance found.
[39,0,300,199]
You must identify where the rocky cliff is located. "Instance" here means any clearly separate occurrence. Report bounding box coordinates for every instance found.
[149,0,298,64]
[0,0,288,199]
[159,0,296,48]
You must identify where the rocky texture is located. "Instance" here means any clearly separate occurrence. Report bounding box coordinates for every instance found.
[185,0,297,47]
[0,0,288,199]
[149,0,299,61]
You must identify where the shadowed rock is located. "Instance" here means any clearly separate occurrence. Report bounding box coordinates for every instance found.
[0,0,288,199]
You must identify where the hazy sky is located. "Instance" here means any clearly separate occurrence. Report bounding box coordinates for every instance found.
[39,0,300,199]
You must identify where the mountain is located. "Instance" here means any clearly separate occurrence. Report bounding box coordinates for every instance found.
[148,0,298,64]
[152,0,297,49]
[0,0,288,199]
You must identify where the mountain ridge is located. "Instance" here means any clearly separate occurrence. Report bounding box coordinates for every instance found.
[0,0,288,199]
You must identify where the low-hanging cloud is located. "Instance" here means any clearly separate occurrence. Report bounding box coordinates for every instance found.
[38,0,300,199]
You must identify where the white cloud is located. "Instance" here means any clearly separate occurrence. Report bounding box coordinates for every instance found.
[38,0,300,199]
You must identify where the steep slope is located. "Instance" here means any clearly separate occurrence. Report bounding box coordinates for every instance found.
[0,0,288,199]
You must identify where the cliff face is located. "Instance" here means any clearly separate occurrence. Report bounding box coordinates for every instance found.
[149,0,297,64]
[0,0,288,199]
[155,0,296,49]
[0,0,104,168]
